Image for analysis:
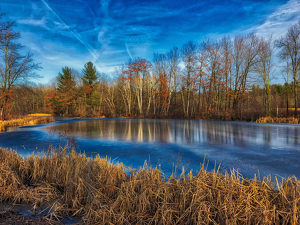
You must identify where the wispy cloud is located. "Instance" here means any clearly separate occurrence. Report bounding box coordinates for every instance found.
[40,0,106,72]
[0,0,298,84]
[18,16,46,27]
[244,0,300,38]
[125,43,133,60]
[97,0,111,51]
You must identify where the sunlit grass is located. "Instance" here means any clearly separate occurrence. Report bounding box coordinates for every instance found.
[0,116,55,132]
[256,116,299,124]
[27,113,53,117]
[0,146,299,224]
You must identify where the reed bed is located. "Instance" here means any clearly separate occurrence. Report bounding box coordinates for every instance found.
[256,116,299,124]
[0,147,299,224]
[0,116,55,132]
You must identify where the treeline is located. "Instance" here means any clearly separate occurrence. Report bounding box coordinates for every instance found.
[8,79,295,120]
[42,70,297,120]
[1,13,300,120]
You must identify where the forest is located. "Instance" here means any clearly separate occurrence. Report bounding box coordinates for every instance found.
[1,14,300,121]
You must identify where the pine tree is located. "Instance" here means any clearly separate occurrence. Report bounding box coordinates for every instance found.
[57,67,74,90]
[82,62,98,86]
[56,67,76,115]
[81,62,99,115]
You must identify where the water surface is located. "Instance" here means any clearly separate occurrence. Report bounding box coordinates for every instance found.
[0,118,299,179]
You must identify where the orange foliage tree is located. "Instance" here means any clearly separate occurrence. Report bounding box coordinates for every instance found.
[44,89,58,115]
[155,72,169,116]
[0,89,13,120]
[122,59,152,116]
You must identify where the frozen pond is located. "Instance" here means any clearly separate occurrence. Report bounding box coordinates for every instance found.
[0,117,300,179]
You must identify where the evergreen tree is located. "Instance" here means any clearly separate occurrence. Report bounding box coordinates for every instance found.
[82,62,98,86]
[81,62,99,115]
[56,67,76,115]
[57,67,74,90]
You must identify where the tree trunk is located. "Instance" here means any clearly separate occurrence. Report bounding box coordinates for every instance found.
[294,72,297,117]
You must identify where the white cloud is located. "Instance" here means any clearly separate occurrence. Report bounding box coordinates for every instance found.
[18,16,47,27]
[245,0,300,38]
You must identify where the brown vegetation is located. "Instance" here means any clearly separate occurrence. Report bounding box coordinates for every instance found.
[0,116,55,132]
[0,147,299,224]
[256,116,299,124]
[27,114,53,117]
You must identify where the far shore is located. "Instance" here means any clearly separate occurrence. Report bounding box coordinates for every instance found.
[54,114,300,124]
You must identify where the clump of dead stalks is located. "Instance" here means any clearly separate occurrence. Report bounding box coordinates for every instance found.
[256,116,299,124]
[0,116,55,132]
[0,146,299,224]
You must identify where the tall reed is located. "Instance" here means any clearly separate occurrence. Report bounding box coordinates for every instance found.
[0,146,299,224]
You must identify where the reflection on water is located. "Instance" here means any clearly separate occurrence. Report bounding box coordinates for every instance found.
[1,118,300,179]
[44,119,300,149]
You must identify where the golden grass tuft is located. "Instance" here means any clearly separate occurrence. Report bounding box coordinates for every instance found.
[27,113,53,117]
[0,116,55,132]
[256,116,299,124]
[0,146,299,224]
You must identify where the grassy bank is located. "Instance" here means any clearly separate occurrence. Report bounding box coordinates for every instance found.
[256,116,299,124]
[0,116,55,132]
[0,147,299,224]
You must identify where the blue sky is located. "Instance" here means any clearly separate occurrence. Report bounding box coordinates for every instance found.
[1,0,300,84]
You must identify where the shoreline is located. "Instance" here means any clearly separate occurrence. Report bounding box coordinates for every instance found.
[55,115,300,125]
[0,147,299,224]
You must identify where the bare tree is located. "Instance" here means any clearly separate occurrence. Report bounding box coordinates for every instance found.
[254,36,274,115]
[232,34,260,118]
[181,41,197,117]
[277,20,300,116]
[281,55,292,116]
[116,65,132,116]
[220,36,232,113]
[144,67,154,116]
[103,81,116,117]
[167,47,180,113]
[0,17,40,119]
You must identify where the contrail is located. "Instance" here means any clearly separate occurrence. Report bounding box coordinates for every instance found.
[125,43,133,60]
[41,0,106,72]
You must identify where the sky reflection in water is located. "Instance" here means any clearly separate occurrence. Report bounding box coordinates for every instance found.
[0,118,300,179]
[45,119,299,148]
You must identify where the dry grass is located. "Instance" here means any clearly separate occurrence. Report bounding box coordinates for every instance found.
[27,113,53,117]
[256,116,299,124]
[0,146,299,224]
[0,116,55,132]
